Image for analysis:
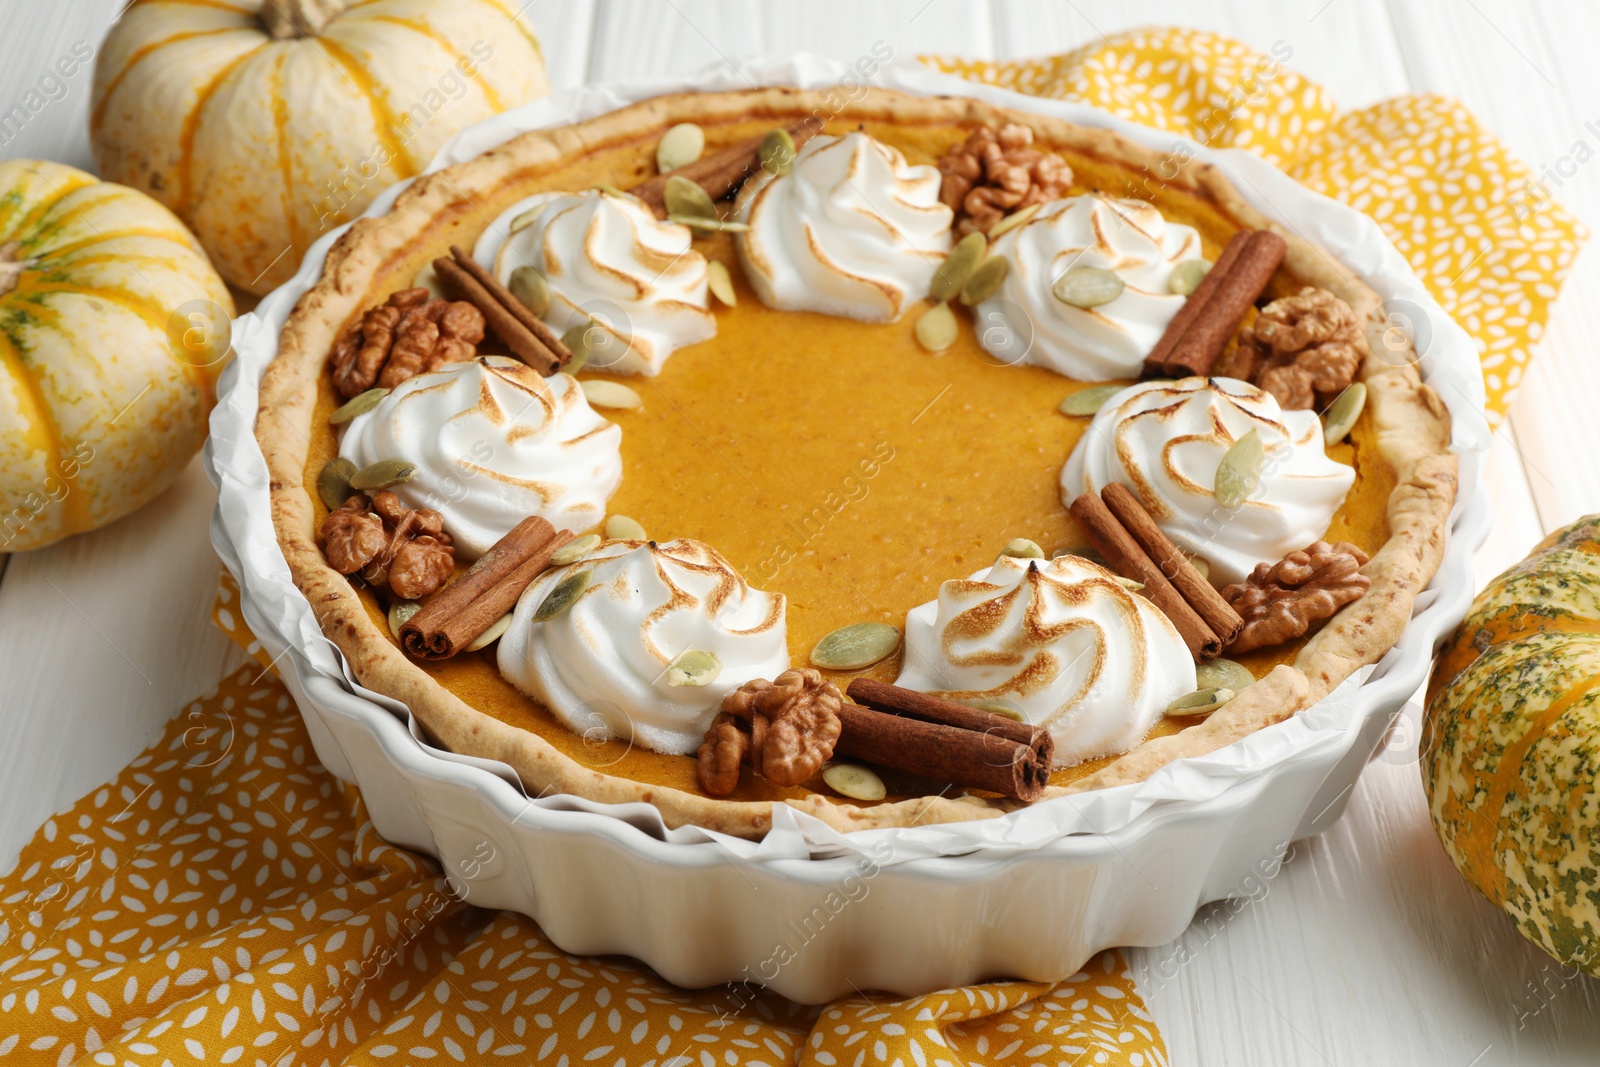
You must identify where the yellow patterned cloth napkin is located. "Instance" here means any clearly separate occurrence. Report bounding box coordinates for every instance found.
[1,28,1586,1066]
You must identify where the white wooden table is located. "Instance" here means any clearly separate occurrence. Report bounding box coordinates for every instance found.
[1,2,1596,1063]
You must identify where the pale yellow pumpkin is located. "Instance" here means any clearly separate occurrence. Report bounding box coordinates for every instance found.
[90,0,549,295]
[0,160,233,552]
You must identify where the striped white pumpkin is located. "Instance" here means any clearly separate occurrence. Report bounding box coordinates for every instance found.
[0,160,232,552]
[90,0,548,294]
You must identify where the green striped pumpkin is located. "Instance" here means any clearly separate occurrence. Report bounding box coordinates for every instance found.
[0,159,232,551]
[90,0,548,294]
[1423,515,1600,975]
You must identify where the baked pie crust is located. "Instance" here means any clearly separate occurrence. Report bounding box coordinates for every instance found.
[259,88,1457,839]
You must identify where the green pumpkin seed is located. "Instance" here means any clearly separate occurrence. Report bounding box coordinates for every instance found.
[1195,658,1253,692]
[1052,266,1125,308]
[605,514,647,540]
[664,175,717,220]
[930,232,987,303]
[317,457,358,509]
[1323,382,1367,446]
[963,700,1025,721]
[581,379,643,411]
[914,301,958,352]
[1001,537,1044,560]
[1057,383,1125,417]
[1165,686,1235,718]
[412,261,447,299]
[465,612,514,652]
[533,568,592,622]
[986,202,1042,240]
[330,387,389,425]
[706,261,737,307]
[810,622,901,671]
[1213,429,1264,509]
[509,266,551,316]
[823,763,886,801]
[388,599,421,638]
[509,207,542,233]
[551,533,602,566]
[1113,576,1145,591]
[759,129,797,176]
[1168,258,1212,296]
[349,459,416,491]
[591,183,632,199]
[959,256,1009,306]
[666,649,722,687]
[667,213,750,235]
[561,323,594,374]
[656,122,705,174]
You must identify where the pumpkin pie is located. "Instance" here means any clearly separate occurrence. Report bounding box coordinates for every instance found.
[258,87,1457,839]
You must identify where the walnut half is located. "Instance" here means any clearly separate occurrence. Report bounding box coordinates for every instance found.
[695,669,843,797]
[317,489,455,600]
[1222,541,1372,653]
[936,124,1073,237]
[1214,286,1366,410]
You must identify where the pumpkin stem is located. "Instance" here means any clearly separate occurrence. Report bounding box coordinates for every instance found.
[0,241,28,298]
[260,0,348,39]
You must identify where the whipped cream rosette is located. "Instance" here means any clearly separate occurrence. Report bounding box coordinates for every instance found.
[485,189,714,376]
[339,356,621,558]
[499,538,789,756]
[976,194,1203,378]
[736,131,952,322]
[897,553,1195,767]
[1061,377,1355,586]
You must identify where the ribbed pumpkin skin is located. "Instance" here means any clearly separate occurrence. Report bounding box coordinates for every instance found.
[0,160,233,552]
[1423,515,1600,975]
[89,0,548,294]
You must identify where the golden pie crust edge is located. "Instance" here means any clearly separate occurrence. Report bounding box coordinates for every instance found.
[256,87,1457,839]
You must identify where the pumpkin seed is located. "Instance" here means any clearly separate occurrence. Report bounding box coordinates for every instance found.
[1057,383,1125,417]
[533,568,592,622]
[706,261,737,307]
[561,323,594,374]
[605,514,647,540]
[329,387,388,425]
[509,266,551,316]
[1195,658,1253,692]
[317,457,358,509]
[823,763,886,802]
[591,183,631,199]
[1185,554,1211,581]
[759,128,797,176]
[509,207,542,233]
[663,175,717,221]
[388,599,421,638]
[465,612,514,652]
[1165,686,1235,718]
[930,232,988,303]
[1000,537,1044,560]
[1213,429,1264,509]
[551,533,602,566]
[666,649,722,687]
[581,379,643,411]
[810,622,901,671]
[963,700,1025,721]
[959,256,1009,306]
[1323,382,1367,446]
[914,301,958,352]
[1168,258,1212,296]
[1052,266,1125,308]
[986,202,1042,240]
[349,458,416,491]
[667,213,750,235]
[1113,576,1145,591]
[412,261,447,299]
[656,122,705,173]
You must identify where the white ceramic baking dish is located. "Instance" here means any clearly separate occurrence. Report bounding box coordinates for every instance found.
[208,55,1491,1003]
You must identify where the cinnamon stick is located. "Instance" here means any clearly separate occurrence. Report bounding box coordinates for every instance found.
[1068,491,1222,662]
[448,247,572,363]
[1100,482,1243,647]
[1143,229,1286,379]
[631,116,826,218]
[845,678,1054,770]
[433,253,567,376]
[399,516,573,660]
[835,703,1049,803]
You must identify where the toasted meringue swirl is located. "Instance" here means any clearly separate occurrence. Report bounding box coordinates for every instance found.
[498,539,790,756]
[1060,377,1355,586]
[339,356,622,558]
[479,189,715,376]
[976,194,1203,379]
[897,554,1195,767]
[736,132,953,322]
